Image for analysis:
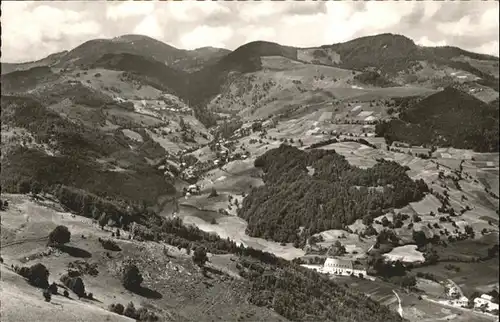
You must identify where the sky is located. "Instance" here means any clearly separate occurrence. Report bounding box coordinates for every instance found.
[1,1,499,63]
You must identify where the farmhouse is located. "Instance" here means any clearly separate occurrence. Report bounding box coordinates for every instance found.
[474,294,500,312]
[392,141,410,148]
[187,184,200,195]
[450,296,469,308]
[411,147,431,156]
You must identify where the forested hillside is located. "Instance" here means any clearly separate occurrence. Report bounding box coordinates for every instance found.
[238,145,428,245]
[376,87,499,152]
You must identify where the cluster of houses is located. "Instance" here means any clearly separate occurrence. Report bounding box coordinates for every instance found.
[474,294,499,313]
[444,282,499,314]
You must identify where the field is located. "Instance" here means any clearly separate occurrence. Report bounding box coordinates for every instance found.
[413,259,498,298]
[384,245,425,263]
[64,68,163,101]
[169,198,305,260]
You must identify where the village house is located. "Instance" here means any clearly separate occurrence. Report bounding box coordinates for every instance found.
[187,184,200,195]
[450,296,469,308]
[474,294,500,312]
[392,141,410,148]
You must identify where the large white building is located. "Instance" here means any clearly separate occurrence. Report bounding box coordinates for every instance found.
[301,258,367,277]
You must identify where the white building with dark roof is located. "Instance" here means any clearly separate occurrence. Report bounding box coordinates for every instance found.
[323,258,353,275]
[302,258,367,277]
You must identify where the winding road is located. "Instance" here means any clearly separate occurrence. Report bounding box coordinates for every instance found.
[392,290,403,318]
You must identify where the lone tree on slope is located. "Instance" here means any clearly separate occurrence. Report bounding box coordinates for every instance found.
[48,225,71,246]
[122,263,143,291]
[193,246,208,267]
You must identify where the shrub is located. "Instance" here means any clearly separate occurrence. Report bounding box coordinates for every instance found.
[63,290,69,297]
[122,263,143,291]
[61,274,86,298]
[43,289,52,302]
[109,303,125,315]
[87,292,93,300]
[48,225,71,246]
[193,246,208,267]
[26,263,50,288]
[327,241,346,256]
[124,302,138,319]
[208,188,218,198]
[137,307,159,321]
[48,282,58,294]
[99,238,121,251]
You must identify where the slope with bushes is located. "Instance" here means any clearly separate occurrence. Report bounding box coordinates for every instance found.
[1,95,174,206]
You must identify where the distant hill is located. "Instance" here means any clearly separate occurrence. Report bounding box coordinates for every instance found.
[323,34,499,91]
[1,51,68,75]
[323,33,498,72]
[3,33,497,107]
[187,41,299,107]
[55,35,190,70]
[92,52,189,98]
[1,35,232,74]
[1,66,59,93]
[190,34,498,111]
[376,87,499,152]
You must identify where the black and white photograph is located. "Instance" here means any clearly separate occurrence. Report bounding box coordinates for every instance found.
[0,1,499,321]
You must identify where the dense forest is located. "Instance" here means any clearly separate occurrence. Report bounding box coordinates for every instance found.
[376,87,499,152]
[238,145,428,245]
